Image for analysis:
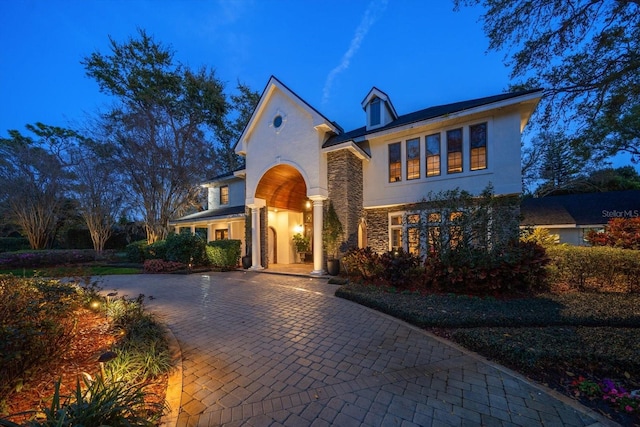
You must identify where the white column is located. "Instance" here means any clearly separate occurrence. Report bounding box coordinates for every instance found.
[250,206,263,270]
[190,225,196,235]
[311,198,325,275]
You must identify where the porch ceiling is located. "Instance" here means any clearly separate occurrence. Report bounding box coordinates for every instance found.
[256,164,307,211]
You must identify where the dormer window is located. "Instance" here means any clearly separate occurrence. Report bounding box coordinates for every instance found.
[370,98,381,127]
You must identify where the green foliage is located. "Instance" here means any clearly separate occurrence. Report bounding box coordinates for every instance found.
[547,245,640,292]
[323,202,344,259]
[585,217,640,250]
[126,240,148,263]
[0,276,81,405]
[145,239,167,260]
[0,249,96,269]
[0,238,30,253]
[377,249,422,289]
[206,239,241,270]
[7,376,163,427]
[292,233,310,253]
[342,247,383,281]
[163,232,208,265]
[520,227,559,247]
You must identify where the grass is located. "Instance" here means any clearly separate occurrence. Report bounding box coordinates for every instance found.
[336,282,640,425]
[0,265,142,277]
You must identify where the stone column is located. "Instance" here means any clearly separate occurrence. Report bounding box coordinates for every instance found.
[310,198,326,275]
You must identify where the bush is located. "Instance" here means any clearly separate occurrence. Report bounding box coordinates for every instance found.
[0,276,80,403]
[145,240,167,260]
[163,232,208,266]
[143,259,185,273]
[547,245,640,292]
[377,249,422,289]
[342,247,382,281]
[126,240,148,263]
[0,249,97,269]
[585,217,640,249]
[0,237,30,253]
[206,240,241,270]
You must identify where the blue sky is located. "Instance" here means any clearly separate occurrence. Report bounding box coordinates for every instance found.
[0,0,514,136]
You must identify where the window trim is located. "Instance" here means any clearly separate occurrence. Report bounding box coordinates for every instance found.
[219,185,229,205]
[425,132,441,177]
[470,122,488,171]
[446,128,463,174]
[388,142,402,183]
[406,137,420,180]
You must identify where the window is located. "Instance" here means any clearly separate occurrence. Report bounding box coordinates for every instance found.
[388,142,401,182]
[470,123,487,170]
[449,211,463,249]
[220,185,229,205]
[390,214,402,250]
[427,212,441,253]
[447,128,463,173]
[407,214,421,255]
[406,138,420,180]
[426,133,441,177]
[370,98,381,126]
[215,229,228,240]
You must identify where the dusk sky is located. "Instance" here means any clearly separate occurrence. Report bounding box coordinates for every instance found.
[0,0,515,137]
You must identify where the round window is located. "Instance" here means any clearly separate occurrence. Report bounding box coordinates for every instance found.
[273,115,283,128]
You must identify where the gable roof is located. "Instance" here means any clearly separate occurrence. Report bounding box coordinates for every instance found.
[520,190,640,227]
[361,86,398,119]
[234,76,341,154]
[323,88,543,148]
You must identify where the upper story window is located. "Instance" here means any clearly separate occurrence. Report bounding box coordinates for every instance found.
[406,138,420,180]
[425,133,441,177]
[370,98,381,126]
[447,128,463,174]
[220,185,229,205]
[388,142,401,182]
[470,122,487,170]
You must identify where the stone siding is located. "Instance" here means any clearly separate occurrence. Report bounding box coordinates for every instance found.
[327,150,363,252]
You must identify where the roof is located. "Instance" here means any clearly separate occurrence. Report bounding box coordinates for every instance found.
[169,205,246,224]
[520,190,640,227]
[323,88,544,148]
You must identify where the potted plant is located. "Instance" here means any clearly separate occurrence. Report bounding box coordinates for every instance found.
[241,251,252,269]
[292,233,310,262]
[323,201,344,275]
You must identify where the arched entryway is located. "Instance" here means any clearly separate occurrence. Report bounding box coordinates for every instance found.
[255,164,313,267]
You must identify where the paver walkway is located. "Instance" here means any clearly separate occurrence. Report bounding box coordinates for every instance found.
[101,272,615,427]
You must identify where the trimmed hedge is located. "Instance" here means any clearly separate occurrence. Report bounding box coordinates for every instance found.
[125,240,148,263]
[0,249,96,269]
[547,245,640,293]
[0,237,30,253]
[206,240,241,270]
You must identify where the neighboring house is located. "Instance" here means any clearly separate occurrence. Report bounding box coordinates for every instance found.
[520,190,640,245]
[171,76,543,273]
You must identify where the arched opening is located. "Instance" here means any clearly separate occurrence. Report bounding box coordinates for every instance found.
[257,165,311,265]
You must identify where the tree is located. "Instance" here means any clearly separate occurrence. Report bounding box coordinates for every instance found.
[71,141,124,255]
[455,0,640,162]
[531,131,588,196]
[585,218,640,250]
[0,124,80,249]
[215,82,260,173]
[82,30,229,243]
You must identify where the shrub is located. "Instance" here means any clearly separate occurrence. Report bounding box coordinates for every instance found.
[423,241,549,295]
[126,240,149,263]
[547,245,640,292]
[0,276,80,404]
[377,249,422,289]
[342,247,382,281]
[520,227,559,247]
[0,237,30,253]
[145,240,167,260]
[585,217,640,250]
[0,249,97,269]
[163,232,208,266]
[206,240,241,270]
[143,259,185,273]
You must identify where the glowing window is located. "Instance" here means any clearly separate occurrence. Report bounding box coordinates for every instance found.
[389,142,401,182]
[447,128,463,173]
[426,133,441,177]
[406,138,420,180]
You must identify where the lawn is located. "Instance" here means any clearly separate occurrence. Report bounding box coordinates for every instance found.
[336,282,640,426]
[0,265,142,277]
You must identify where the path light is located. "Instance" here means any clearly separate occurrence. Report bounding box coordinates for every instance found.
[98,351,117,380]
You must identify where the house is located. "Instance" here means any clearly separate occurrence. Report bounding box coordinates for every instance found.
[520,190,640,245]
[171,76,543,273]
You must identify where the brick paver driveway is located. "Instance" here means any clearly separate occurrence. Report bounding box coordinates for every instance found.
[101,272,614,427]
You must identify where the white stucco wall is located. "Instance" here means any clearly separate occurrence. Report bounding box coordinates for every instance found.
[207,178,246,210]
[242,87,330,201]
[362,110,523,208]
